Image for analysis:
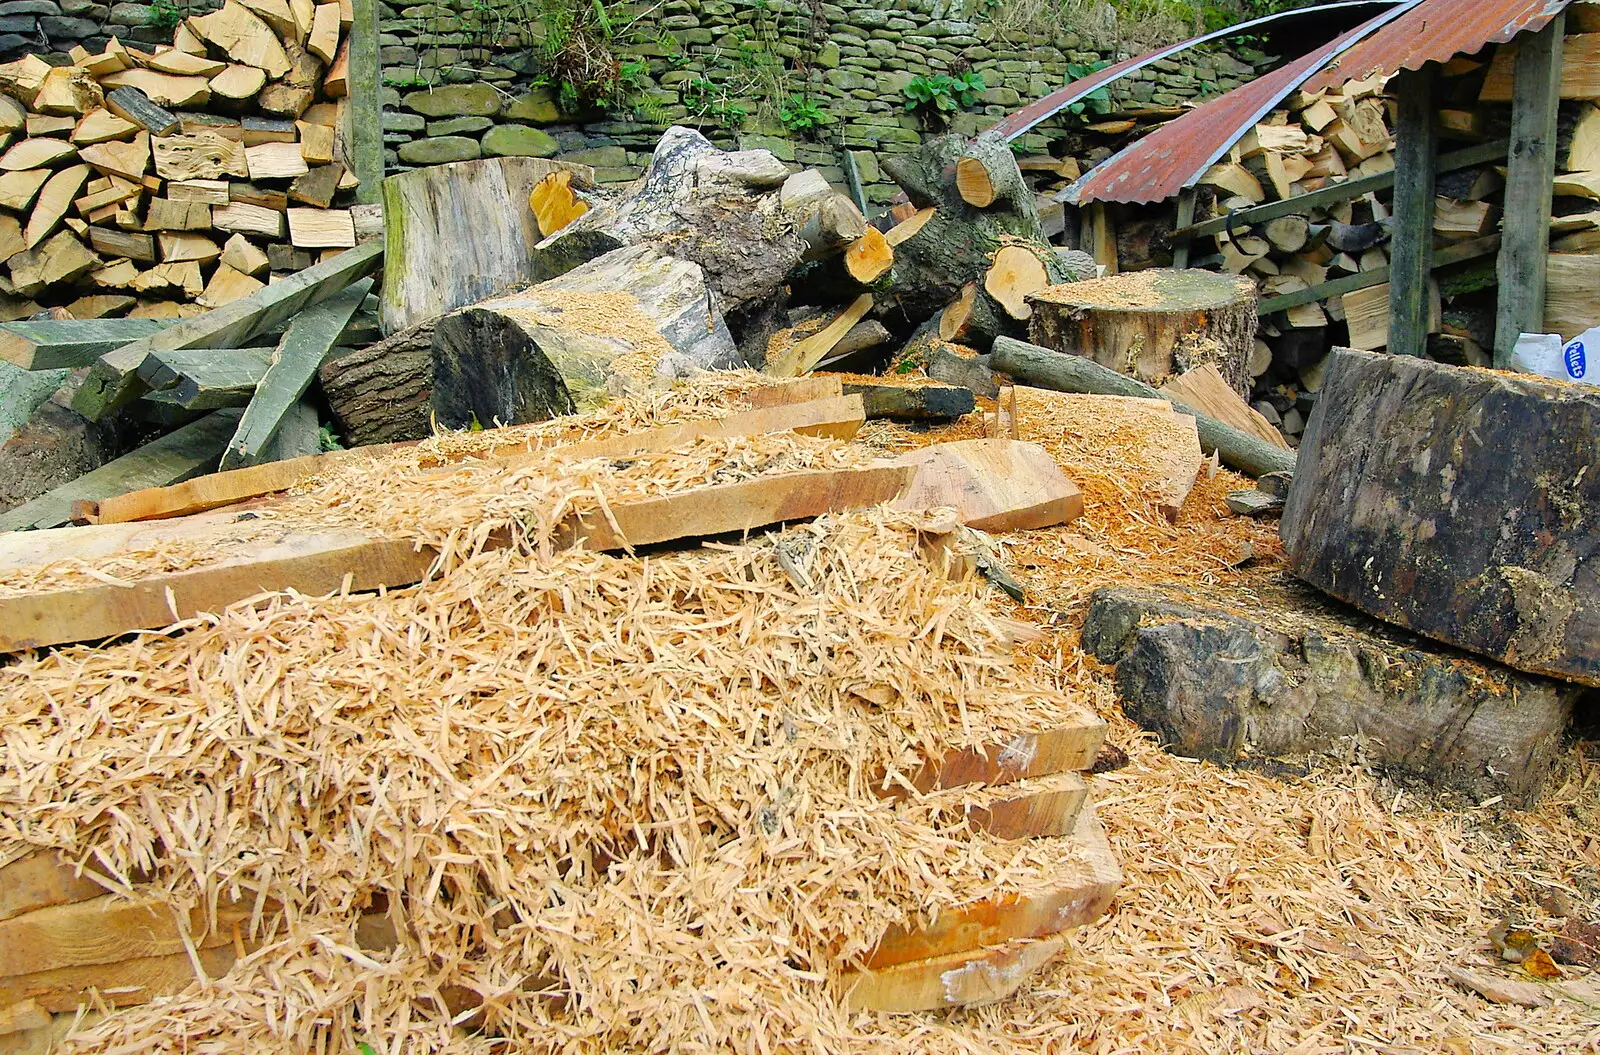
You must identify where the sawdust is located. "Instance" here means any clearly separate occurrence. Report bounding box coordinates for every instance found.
[502,288,680,386]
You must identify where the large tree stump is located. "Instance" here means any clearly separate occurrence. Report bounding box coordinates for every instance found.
[1025,269,1257,395]
[1283,349,1600,686]
[429,244,739,430]
[378,157,592,336]
[1082,584,1576,805]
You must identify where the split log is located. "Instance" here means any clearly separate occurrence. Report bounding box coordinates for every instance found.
[380,156,589,335]
[984,243,1053,321]
[1082,585,1575,804]
[880,133,1059,323]
[1160,364,1289,451]
[1025,269,1257,395]
[1283,349,1600,686]
[938,282,1008,348]
[838,376,975,421]
[990,336,1296,478]
[429,244,739,429]
[765,294,872,378]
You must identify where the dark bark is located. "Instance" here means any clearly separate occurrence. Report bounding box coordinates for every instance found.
[317,319,435,446]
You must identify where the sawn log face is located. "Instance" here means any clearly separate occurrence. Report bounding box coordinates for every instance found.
[1282,348,1600,686]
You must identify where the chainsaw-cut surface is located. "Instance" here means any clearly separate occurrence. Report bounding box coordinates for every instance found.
[892,438,1084,532]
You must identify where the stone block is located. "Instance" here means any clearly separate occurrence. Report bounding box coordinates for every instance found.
[426,115,492,136]
[557,144,626,167]
[1082,584,1577,805]
[847,148,877,183]
[39,12,94,32]
[383,111,427,132]
[105,0,146,21]
[0,13,34,27]
[481,123,557,157]
[402,82,502,117]
[396,135,482,164]
[0,0,59,12]
[505,88,560,124]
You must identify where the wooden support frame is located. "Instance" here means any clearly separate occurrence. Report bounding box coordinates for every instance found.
[1387,65,1439,358]
[348,0,384,204]
[1495,13,1565,364]
[1171,187,1196,269]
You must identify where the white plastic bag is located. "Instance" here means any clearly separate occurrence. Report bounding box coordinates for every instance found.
[1508,330,1600,384]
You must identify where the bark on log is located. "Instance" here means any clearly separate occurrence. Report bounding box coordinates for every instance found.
[429,244,739,430]
[378,156,590,335]
[1282,348,1600,686]
[881,134,1060,324]
[1025,269,1257,395]
[317,317,434,446]
[1082,584,1575,805]
[954,134,1031,211]
[534,126,803,334]
[938,282,1009,349]
[990,336,1296,477]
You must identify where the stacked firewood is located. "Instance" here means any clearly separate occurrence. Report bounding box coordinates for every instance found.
[0,0,361,325]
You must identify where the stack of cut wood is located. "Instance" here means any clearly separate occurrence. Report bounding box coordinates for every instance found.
[0,0,367,325]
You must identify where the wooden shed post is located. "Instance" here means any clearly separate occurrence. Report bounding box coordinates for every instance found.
[1387,64,1437,357]
[1171,188,1197,268]
[348,0,385,205]
[1494,14,1566,363]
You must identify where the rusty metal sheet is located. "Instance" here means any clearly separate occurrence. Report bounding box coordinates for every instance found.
[989,0,1399,143]
[1066,0,1428,205]
[1301,0,1570,95]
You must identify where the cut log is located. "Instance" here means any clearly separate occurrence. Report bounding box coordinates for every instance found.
[144,198,211,231]
[288,161,343,208]
[381,156,586,335]
[318,320,433,444]
[1082,585,1575,804]
[879,133,1058,323]
[1200,163,1263,202]
[938,282,1007,348]
[984,243,1052,321]
[152,130,246,180]
[1434,197,1497,240]
[244,141,308,179]
[0,410,240,532]
[838,376,975,421]
[8,231,98,293]
[219,233,269,276]
[884,206,933,247]
[103,86,178,136]
[1481,34,1600,101]
[0,169,50,211]
[1283,348,1600,687]
[77,132,150,181]
[32,68,102,119]
[1544,252,1600,339]
[196,261,266,307]
[212,201,286,237]
[529,169,588,238]
[891,438,1083,532]
[99,69,210,109]
[72,239,381,421]
[429,244,738,428]
[287,207,354,247]
[71,109,138,146]
[989,336,1297,478]
[189,2,293,78]
[23,164,90,250]
[208,63,267,104]
[843,226,893,285]
[220,278,371,468]
[796,192,867,259]
[0,139,76,171]
[1025,269,1257,395]
[954,133,1029,210]
[1261,214,1310,254]
[157,231,221,263]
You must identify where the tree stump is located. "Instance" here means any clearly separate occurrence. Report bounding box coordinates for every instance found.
[429,244,739,431]
[1283,348,1600,687]
[1025,269,1257,395]
[378,157,590,336]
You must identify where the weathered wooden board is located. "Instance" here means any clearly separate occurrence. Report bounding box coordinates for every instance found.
[0,894,255,977]
[1282,348,1600,686]
[0,946,238,1013]
[0,854,109,924]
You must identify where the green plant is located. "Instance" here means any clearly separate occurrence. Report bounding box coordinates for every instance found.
[147,0,183,30]
[779,92,829,135]
[902,71,985,124]
[1062,60,1113,119]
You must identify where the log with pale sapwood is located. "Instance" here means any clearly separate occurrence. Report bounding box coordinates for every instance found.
[880,133,1069,324]
[1282,348,1600,687]
[427,244,739,431]
[1025,269,1258,395]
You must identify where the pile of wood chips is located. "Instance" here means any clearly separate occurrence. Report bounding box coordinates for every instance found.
[1,375,1597,1054]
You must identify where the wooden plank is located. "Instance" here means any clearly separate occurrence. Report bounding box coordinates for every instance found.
[890,439,1083,532]
[71,239,381,421]
[219,278,372,469]
[744,375,844,409]
[765,294,873,378]
[0,411,240,533]
[139,346,275,409]
[1172,140,1508,243]
[256,399,322,461]
[0,462,912,648]
[93,394,865,523]
[860,804,1121,970]
[0,893,256,977]
[1387,66,1437,358]
[842,935,1065,1012]
[1161,363,1289,450]
[0,946,238,1014]
[1495,15,1565,365]
[962,770,1088,840]
[906,721,1106,793]
[0,854,109,923]
[0,318,175,369]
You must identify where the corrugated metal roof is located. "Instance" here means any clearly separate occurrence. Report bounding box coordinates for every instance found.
[1300,0,1569,94]
[988,0,1400,143]
[1064,0,1572,206]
